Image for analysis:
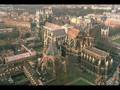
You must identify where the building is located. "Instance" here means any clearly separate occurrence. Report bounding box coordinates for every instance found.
[103,12,120,28]
[70,17,82,25]
[3,18,31,29]
[0,28,14,33]
[91,5,112,10]
[1,45,36,64]
[105,18,120,28]
[101,26,109,39]
[0,11,8,17]
[62,24,73,34]
[35,7,53,28]
[66,28,80,50]
[4,51,36,64]
[63,22,113,84]
[43,22,66,47]
[81,47,112,78]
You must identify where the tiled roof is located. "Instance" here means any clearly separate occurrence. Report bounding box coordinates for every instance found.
[44,22,66,37]
[105,19,120,28]
[44,22,62,30]
[67,28,80,39]
[5,51,36,63]
[3,18,31,28]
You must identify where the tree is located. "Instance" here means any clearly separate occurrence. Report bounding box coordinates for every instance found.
[24,32,31,38]
[31,21,36,31]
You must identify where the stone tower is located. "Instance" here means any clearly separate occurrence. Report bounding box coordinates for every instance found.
[101,26,109,39]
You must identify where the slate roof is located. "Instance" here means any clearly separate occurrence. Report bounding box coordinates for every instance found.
[52,29,66,37]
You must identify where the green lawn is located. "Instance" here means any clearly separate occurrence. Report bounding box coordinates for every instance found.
[47,63,81,85]
[71,79,90,85]
[47,60,95,85]
[113,38,120,44]
[15,78,29,85]
[12,73,27,82]
[0,80,10,85]
[0,40,12,46]
[11,73,30,85]
[80,71,95,83]
[34,47,43,52]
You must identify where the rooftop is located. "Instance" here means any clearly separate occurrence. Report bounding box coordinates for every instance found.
[83,47,109,59]
[5,51,36,63]
[52,29,66,37]
[67,28,80,39]
[44,22,63,31]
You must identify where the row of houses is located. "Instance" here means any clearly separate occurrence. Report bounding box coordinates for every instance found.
[0,28,14,33]
[0,45,37,65]
[2,18,31,29]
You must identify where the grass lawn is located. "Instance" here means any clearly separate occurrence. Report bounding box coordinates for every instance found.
[47,63,81,85]
[0,80,10,85]
[34,47,43,52]
[45,55,95,85]
[79,71,95,83]
[47,60,95,85]
[48,67,94,85]
[12,73,28,83]
[113,38,120,44]
[71,79,90,85]
[12,73,30,85]
[0,40,11,46]
[15,78,29,85]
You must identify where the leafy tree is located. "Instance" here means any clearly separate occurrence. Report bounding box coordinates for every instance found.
[24,32,31,38]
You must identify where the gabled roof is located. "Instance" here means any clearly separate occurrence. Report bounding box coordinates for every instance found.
[44,22,62,31]
[67,28,80,39]
[5,51,36,63]
[44,22,66,37]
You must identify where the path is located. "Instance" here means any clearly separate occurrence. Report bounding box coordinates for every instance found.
[65,77,94,85]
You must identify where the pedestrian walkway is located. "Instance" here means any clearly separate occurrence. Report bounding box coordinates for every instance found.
[65,77,94,85]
